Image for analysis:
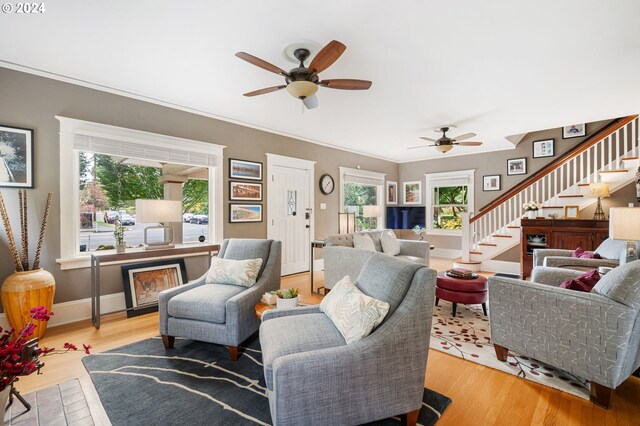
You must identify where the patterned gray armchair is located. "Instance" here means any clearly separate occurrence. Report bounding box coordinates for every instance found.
[488,260,640,408]
[533,238,637,271]
[259,253,437,426]
[159,239,281,360]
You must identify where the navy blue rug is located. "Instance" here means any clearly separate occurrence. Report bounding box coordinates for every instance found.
[82,337,451,425]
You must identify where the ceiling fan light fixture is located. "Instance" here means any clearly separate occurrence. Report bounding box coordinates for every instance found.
[435,144,453,153]
[286,80,318,99]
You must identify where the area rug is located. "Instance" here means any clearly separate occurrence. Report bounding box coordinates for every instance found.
[430,301,590,399]
[83,337,451,425]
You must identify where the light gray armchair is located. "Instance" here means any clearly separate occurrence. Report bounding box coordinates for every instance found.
[159,239,281,360]
[488,260,640,408]
[533,237,637,271]
[259,253,437,426]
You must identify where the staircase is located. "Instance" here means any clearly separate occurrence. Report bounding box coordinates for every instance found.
[457,115,639,272]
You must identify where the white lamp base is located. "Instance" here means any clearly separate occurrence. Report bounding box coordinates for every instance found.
[143,225,175,250]
[624,240,638,264]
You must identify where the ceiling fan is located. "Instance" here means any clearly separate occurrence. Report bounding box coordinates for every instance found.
[235,40,372,110]
[408,127,484,153]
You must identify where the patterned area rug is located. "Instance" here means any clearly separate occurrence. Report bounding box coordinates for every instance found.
[82,336,451,425]
[430,301,590,399]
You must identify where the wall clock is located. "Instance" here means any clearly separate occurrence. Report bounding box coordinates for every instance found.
[319,174,335,195]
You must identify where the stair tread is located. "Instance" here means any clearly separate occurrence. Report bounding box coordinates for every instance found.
[622,157,639,161]
[507,226,521,228]
[578,183,591,187]
[542,206,564,208]
[469,251,482,255]
[599,169,629,173]
[478,243,498,246]
[559,195,584,198]
[453,257,481,265]
[492,234,513,238]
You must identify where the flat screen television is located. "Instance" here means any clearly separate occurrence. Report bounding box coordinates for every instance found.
[386,206,426,229]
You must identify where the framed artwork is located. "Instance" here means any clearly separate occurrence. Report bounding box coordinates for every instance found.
[386,181,398,205]
[483,175,501,191]
[121,259,187,317]
[402,181,422,205]
[507,157,527,176]
[533,139,555,158]
[0,124,34,188]
[563,124,586,139]
[564,205,580,219]
[229,181,263,201]
[229,158,262,181]
[230,203,263,223]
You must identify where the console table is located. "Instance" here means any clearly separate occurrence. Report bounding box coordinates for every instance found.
[90,243,219,328]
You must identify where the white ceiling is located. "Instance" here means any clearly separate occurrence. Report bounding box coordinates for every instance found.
[1,0,639,162]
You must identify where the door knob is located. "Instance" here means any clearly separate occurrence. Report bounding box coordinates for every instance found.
[292,211,296,216]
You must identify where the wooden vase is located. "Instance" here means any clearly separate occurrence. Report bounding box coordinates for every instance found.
[1,268,56,339]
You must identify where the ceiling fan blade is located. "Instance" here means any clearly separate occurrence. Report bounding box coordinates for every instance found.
[319,79,372,90]
[419,136,438,142]
[456,141,484,146]
[452,132,477,142]
[308,40,346,73]
[407,144,433,150]
[243,85,286,97]
[235,52,289,76]
[302,95,319,110]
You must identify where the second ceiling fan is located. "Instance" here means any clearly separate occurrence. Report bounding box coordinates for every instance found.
[236,40,372,109]
[409,127,484,153]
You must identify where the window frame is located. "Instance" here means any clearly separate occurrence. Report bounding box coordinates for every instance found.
[57,116,225,269]
[339,167,386,231]
[424,169,475,236]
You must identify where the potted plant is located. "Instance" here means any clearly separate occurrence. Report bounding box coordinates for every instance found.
[276,288,299,309]
[0,191,55,340]
[412,225,427,241]
[114,219,126,253]
[523,201,543,219]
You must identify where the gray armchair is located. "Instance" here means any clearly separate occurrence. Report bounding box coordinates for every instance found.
[533,238,637,271]
[159,239,281,360]
[259,253,437,426]
[488,260,640,408]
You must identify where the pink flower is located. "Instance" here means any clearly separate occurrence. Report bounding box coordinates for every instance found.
[30,306,53,321]
[63,343,77,351]
[83,344,91,354]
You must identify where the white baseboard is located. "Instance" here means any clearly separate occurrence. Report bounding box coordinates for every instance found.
[0,292,126,331]
[313,259,324,271]
[431,248,462,259]
[481,260,520,275]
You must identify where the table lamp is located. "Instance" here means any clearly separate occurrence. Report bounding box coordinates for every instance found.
[363,205,381,230]
[338,212,355,234]
[135,199,183,250]
[589,183,610,220]
[609,207,640,263]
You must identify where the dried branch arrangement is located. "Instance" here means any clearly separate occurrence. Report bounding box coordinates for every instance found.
[0,190,53,272]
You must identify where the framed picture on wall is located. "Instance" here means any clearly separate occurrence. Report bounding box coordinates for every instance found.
[121,259,187,317]
[563,124,586,139]
[229,158,262,181]
[402,181,422,205]
[533,139,555,158]
[230,203,263,223]
[0,124,34,188]
[229,181,263,201]
[507,157,527,175]
[386,181,398,205]
[483,175,501,191]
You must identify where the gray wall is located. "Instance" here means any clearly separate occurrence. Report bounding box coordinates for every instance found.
[398,119,614,256]
[0,67,397,305]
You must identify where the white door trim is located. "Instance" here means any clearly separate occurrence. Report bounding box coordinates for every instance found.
[266,154,316,274]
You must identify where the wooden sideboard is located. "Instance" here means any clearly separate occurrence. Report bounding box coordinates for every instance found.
[520,219,609,278]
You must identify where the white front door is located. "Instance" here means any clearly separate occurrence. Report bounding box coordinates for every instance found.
[267,154,314,276]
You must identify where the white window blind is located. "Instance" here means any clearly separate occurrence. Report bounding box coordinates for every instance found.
[428,176,470,187]
[341,168,385,186]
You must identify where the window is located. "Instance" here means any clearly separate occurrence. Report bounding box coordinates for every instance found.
[57,117,224,267]
[425,170,474,234]
[339,167,385,231]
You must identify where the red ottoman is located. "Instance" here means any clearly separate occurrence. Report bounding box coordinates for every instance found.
[435,272,488,317]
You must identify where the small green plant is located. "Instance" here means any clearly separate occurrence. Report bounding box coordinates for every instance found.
[113,220,126,245]
[276,288,299,299]
[412,225,427,240]
[96,244,116,251]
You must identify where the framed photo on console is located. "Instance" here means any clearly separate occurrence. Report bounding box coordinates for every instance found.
[533,139,554,158]
[483,175,501,191]
[0,124,34,188]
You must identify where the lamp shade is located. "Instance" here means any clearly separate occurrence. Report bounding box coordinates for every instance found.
[609,207,640,240]
[286,81,318,99]
[589,182,610,198]
[435,144,453,153]
[363,205,382,218]
[135,199,182,223]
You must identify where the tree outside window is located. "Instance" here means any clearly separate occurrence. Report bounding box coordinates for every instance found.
[432,185,468,230]
[343,182,379,230]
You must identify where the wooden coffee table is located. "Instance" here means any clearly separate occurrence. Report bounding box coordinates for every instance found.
[255,293,323,320]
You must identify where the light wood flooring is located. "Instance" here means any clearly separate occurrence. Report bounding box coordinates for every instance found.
[16,258,640,425]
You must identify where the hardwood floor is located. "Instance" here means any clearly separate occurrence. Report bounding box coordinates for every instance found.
[16,259,640,425]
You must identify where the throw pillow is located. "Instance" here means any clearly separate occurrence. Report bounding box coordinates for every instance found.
[559,269,601,292]
[205,257,263,287]
[380,230,400,256]
[571,247,602,259]
[571,247,585,258]
[353,233,376,252]
[320,275,390,344]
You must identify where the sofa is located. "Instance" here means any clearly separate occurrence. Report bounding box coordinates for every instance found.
[323,230,430,290]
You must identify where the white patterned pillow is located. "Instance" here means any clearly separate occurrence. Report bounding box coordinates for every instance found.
[205,257,263,287]
[353,233,376,251]
[380,230,400,255]
[320,275,390,344]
